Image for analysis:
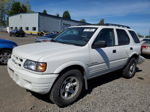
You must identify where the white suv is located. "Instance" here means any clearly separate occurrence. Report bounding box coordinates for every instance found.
[7,24,142,107]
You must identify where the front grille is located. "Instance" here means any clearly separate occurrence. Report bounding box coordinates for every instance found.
[12,54,24,68]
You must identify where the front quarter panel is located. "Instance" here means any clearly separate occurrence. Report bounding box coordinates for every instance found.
[39,47,89,75]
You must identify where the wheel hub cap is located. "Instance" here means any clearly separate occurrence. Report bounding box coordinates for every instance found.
[60,76,79,100]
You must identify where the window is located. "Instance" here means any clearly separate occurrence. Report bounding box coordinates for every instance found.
[32,27,36,31]
[53,27,97,46]
[20,27,22,30]
[10,27,13,30]
[93,28,115,47]
[116,29,130,45]
[129,31,140,43]
[15,27,17,30]
[26,27,29,30]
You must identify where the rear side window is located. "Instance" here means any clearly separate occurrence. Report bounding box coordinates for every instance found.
[116,29,130,45]
[129,31,140,43]
[94,28,115,47]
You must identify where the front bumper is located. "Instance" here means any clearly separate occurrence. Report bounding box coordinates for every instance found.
[7,59,58,94]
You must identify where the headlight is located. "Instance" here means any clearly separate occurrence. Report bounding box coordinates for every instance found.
[24,60,47,72]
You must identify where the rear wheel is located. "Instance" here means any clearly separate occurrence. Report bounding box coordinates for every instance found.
[122,58,137,78]
[0,50,12,65]
[49,69,83,107]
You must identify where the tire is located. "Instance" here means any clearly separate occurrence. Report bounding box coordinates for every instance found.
[0,50,12,65]
[49,69,84,107]
[122,58,137,78]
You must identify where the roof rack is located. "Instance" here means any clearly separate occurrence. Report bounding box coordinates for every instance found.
[102,23,130,29]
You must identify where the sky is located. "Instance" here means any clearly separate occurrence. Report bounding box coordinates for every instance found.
[30,0,150,36]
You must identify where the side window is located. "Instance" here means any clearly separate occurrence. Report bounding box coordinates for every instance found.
[94,28,115,47]
[129,31,140,43]
[116,29,130,45]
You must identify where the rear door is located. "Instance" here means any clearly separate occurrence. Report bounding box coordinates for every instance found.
[128,30,141,55]
[114,29,131,67]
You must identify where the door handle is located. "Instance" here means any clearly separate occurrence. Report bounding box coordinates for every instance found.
[130,47,133,50]
[113,50,116,53]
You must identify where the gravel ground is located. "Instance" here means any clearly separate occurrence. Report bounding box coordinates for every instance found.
[0,32,150,112]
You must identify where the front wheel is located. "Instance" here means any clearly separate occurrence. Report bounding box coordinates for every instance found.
[0,50,12,65]
[49,69,84,107]
[122,58,137,78]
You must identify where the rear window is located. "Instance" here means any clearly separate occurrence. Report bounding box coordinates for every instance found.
[129,31,140,43]
[116,29,130,45]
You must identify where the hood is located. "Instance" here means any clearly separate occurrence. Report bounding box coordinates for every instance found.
[13,42,80,61]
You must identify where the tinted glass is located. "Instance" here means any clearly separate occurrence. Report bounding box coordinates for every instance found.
[129,31,140,43]
[117,29,130,45]
[94,28,115,47]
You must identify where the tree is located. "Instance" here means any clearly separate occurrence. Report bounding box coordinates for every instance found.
[0,0,10,25]
[0,0,32,25]
[146,35,150,38]
[56,13,59,17]
[98,18,105,25]
[21,4,27,13]
[23,0,32,12]
[137,33,144,38]
[80,19,86,23]
[43,9,47,14]
[8,2,28,16]
[63,10,71,20]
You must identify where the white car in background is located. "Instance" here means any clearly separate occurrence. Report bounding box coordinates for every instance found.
[7,24,143,107]
[141,38,150,55]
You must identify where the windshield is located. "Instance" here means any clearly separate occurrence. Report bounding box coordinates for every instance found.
[52,27,97,46]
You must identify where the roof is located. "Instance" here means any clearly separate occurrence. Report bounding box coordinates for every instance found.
[9,12,89,25]
[39,12,80,23]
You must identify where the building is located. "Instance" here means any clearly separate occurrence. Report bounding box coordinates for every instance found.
[9,12,86,34]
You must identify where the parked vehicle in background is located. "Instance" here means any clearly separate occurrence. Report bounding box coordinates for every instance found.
[8,24,142,107]
[142,38,150,43]
[9,29,25,37]
[0,39,17,65]
[35,33,59,42]
[37,31,50,36]
[141,39,150,55]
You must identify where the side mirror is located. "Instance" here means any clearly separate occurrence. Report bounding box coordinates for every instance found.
[92,41,106,48]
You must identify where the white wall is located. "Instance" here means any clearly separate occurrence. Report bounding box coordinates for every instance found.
[9,13,38,32]
[9,13,84,34]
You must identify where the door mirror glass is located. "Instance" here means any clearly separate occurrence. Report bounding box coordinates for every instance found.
[92,41,106,48]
